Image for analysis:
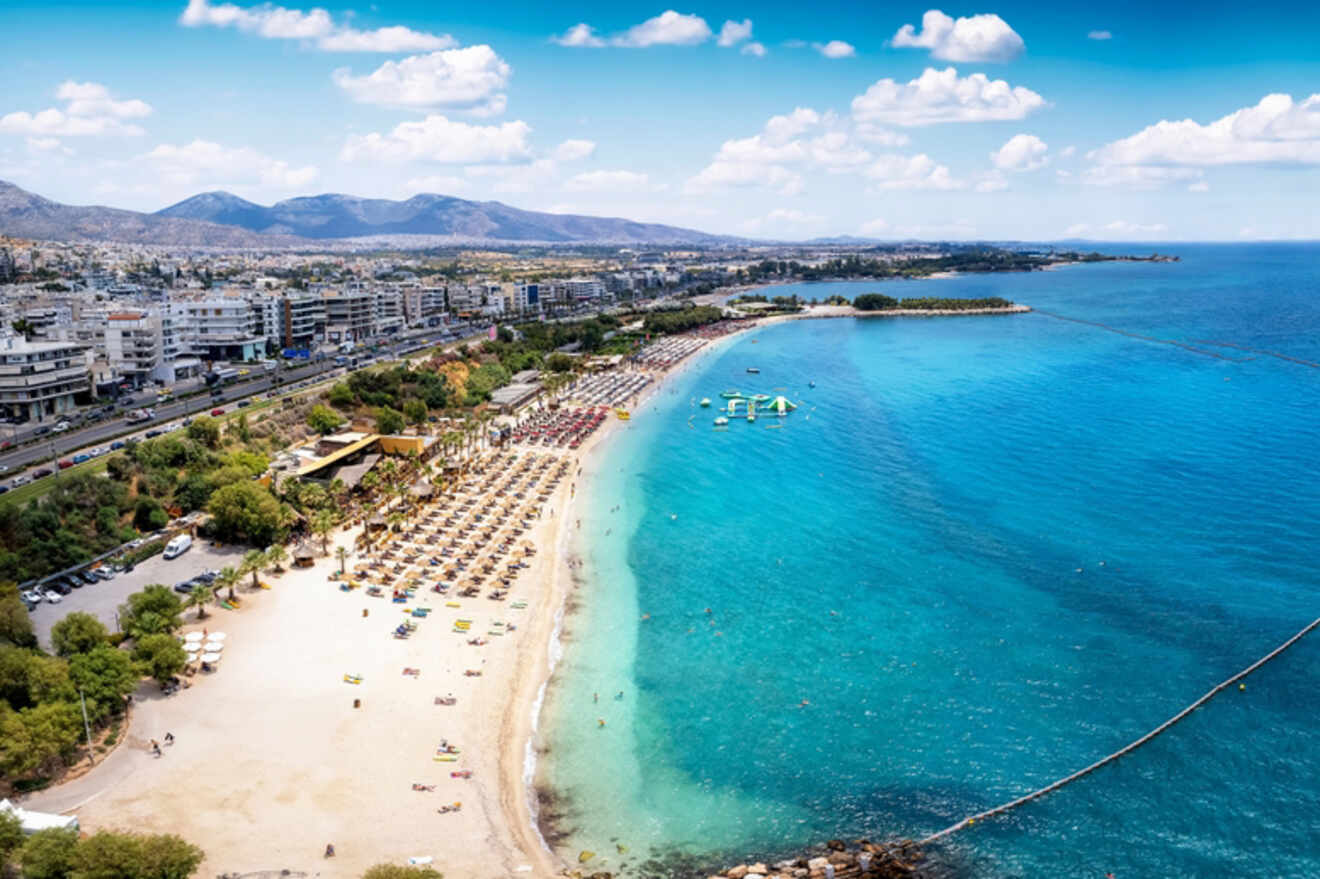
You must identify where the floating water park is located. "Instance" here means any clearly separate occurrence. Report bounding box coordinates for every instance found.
[710,390,799,426]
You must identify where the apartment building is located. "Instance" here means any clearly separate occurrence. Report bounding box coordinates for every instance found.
[171,298,264,361]
[374,289,405,336]
[280,291,326,350]
[103,311,162,388]
[0,337,91,422]
[322,289,374,345]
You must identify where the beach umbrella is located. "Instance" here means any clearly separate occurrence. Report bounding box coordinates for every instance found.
[203,641,224,652]
[205,631,227,641]
[201,652,222,663]
[184,632,206,643]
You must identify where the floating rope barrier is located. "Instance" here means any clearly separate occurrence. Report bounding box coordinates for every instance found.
[1190,339,1320,370]
[921,617,1320,845]
[1030,310,1251,361]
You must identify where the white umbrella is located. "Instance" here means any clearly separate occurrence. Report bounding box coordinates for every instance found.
[203,640,223,651]
[205,632,228,641]
[184,632,206,642]
[200,652,222,663]
[185,650,200,661]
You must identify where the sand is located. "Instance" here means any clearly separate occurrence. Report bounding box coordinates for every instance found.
[45,321,769,879]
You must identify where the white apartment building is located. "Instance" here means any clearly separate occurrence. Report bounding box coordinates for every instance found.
[280,292,326,350]
[0,337,91,422]
[171,298,265,361]
[374,289,405,336]
[103,311,161,388]
[562,278,606,301]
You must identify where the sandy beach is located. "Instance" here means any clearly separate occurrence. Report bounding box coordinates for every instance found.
[20,319,769,879]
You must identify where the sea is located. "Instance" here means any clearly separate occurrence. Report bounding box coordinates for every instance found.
[536,243,1320,879]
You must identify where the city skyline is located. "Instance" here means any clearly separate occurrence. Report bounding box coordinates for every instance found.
[3,0,1320,241]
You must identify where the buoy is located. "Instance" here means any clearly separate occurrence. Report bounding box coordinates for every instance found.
[1239,683,1246,691]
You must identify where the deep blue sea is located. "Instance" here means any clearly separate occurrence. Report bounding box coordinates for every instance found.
[538,244,1320,879]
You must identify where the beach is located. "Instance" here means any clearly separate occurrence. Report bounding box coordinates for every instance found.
[24,320,767,879]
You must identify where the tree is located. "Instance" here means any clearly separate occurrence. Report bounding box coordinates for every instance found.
[9,319,36,342]
[0,584,36,648]
[19,827,78,879]
[335,546,349,575]
[133,498,169,532]
[327,382,355,409]
[306,404,344,435]
[215,567,239,603]
[208,482,284,546]
[117,586,183,640]
[72,831,203,879]
[376,406,405,435]
[185,416,221,448]
[402,397,427,425]
[132,634,187,686]
[311,509,338,555]
[68,646,138,725]
[545,352,575,373]
[264,544,288,574]
[240,549,265,590]
[362,865,443,879]
[185,583,214,620]
[50,612,110,657]
[0,809,23,864]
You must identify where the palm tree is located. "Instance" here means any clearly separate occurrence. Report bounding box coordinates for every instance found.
[361,470,380,499]
[387,510,406,532]
[329,477,347,504]
[241,549,265,590]
[216,566,240,602]
[311,508,338,555]
[335,546,349,575]
[264,544,288,574]
[187,583,214,620]
[9,319,36,342]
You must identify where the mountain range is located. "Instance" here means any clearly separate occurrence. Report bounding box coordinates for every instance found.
[0,180,727,247]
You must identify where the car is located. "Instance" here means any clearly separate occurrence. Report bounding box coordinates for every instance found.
[58,459,74,469]
[34,426,50,436]
[0,441,10,450]
[110,441,126,450]
[43,589,62,604]
[72,453,90,464]
[0,464,7,473]
[194,569,219,583]
[173,580,195,594]
[48,580,72,596]
[53,421,70,432]
[79,571,99,586]
[21,589,42,604]
[145,429,162,438]
[237,400,251,407]
[94,567,115,581]
[31,467,52,478]
[10,475,31,487]
[210,408,225,416]
[89,446,108,457]
[182,417,193,426]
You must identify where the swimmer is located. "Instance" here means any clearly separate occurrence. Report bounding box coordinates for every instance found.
[598,718,606,728]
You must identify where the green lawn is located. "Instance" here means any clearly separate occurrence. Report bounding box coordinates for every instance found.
[0,459,109,509]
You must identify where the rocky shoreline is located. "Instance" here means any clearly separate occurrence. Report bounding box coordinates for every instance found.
[705,838,927,879]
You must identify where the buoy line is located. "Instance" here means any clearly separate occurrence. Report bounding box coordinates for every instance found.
[921,616,1320,845]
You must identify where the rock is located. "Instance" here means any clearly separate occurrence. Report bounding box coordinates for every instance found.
[728,865,749,879]
[774,861,797,871]
[807,858,831,872]
[750,864,768,874]
[792,869,809,878]
[826,840,847,852]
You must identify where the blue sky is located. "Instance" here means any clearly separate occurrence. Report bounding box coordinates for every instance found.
[2,0,1319,240]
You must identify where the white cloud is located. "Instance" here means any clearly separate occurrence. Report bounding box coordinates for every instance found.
[1060,145,1076,158]
[991,133,1048,171]
[1188,181,1210,192]
[1087,30,1113,41]
[763,107,823,143]
[860,217,977,239]
[554,139,597,161]
[686,161,803,196]
[1079,165,1204,188]
[741,41,767,57]
[558,10,711,48]
[405,174,470,194]
[891,9,1024,62]
[807,131,872,168]
[1064,220,1169,239]
[179,0,455,52]
[143,139,318,188]
[816,40,855,58]
[462,159,558,193]
[718,19,753,47]
[341,115,534,164]
[851,67,1046,127]
[552,23,606,47]
[565,170,660,192]
[332,47,511,115]
[0,81,153,137]
[863,153,963,190]
[854,123,911,147]
[743,208,825,234]
[1090,93,1320,167]
[975,170,1008,191]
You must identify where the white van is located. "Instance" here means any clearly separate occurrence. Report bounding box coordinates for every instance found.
[163,534,192,560]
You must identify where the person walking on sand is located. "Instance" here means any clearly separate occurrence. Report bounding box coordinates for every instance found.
[164,732,174,745]
[150,740,162,757]
[325,843,335,858]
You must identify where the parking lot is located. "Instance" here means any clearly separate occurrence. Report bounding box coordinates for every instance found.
[28,541,249,650]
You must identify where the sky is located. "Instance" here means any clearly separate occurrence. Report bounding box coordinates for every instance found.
[2,0,1319,241]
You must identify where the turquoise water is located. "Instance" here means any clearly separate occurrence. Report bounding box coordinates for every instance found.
[538,244,1320,878]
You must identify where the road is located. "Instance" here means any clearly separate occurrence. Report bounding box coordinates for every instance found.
[29,540,249,650]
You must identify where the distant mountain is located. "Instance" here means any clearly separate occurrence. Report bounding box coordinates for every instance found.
[0,180,299,247]
[156,190,728,244]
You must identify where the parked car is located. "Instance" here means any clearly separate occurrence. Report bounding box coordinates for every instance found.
[0,485,8,495]
[0,440,11,450]
[0,464,8,473]
[237,400,251,408]
[57,459,74,469]
[145,429,162,438]
[79,571,99,586]
[21,589,42,604]
[163,534,192,559]
[173,580,195,594]
[43,589,62,604]
[94,567,116,581]
[53,421,70,432]
[10,475,30,487]
[31,468,52,478]
[210,408,225,416]
[47,580,72,596]
[34,426,50,436]
[72,453,90,464]
[110,441,126,450]
[194,569,219,583]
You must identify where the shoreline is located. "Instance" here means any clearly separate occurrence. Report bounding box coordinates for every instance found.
[506,316,781,874]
